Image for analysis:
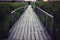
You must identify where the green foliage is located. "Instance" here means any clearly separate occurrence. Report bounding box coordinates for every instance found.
[36,1,46,8]
[36,1,60,40]
[0,2,27,39]
[7,2,26,10]
[0,2,26,30]
[36,1,60,15]
[16,12,20,17]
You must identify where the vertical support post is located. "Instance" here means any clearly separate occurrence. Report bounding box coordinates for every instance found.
[50,17,54,35]
[46,15,48,30]
[33,1,35,10]
[24,5,26,10]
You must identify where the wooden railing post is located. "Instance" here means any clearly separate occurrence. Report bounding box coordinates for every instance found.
[50,17,54,35]
[46,15,48,30]
[33,1,35,10]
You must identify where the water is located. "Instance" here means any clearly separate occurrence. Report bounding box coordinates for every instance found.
[8,5,52,40]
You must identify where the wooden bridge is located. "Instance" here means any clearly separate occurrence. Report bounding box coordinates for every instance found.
[8,5,53,40]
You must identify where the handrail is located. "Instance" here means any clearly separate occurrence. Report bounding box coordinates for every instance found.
[11,7,23,13]
[9,5,28,33]
[36,6,54,18]
[11,5,28,13]
[35,6,54,35]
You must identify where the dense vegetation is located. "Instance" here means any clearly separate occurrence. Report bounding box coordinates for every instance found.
[36,1,60,40]
[0,2,27,40]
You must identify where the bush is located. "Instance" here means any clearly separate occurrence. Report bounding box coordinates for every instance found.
[0,2,27,40]
[36,1,60,40]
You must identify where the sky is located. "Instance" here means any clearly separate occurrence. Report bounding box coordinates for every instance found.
[43,0,48,1]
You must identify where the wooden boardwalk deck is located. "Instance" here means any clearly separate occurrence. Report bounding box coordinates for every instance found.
[8,5,52,40]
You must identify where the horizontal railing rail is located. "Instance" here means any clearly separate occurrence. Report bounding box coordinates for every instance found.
[36,6,54,18]
[11,5,28,14]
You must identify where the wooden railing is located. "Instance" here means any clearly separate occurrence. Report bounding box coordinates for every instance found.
[34,6,54,35]
[9,5,28,29]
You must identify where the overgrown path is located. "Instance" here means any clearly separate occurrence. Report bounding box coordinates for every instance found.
[8,5,52,40]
